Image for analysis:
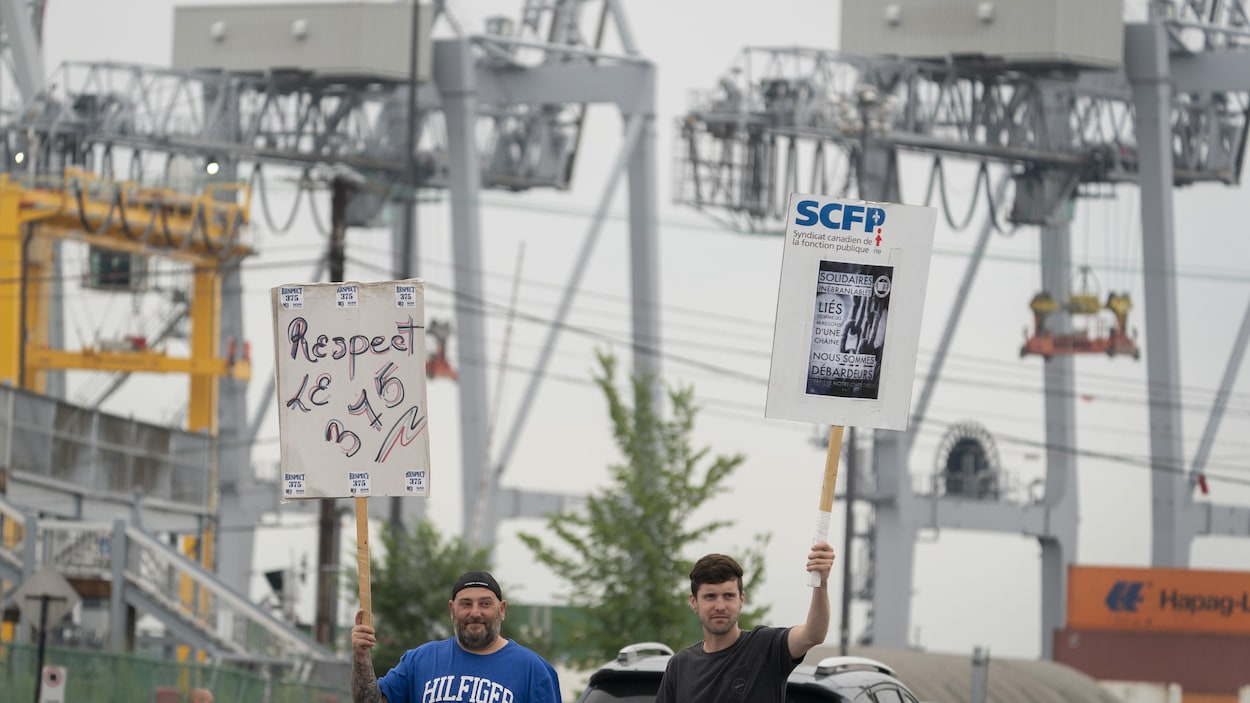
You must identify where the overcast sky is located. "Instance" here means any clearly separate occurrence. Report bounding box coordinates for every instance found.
[30,0,1250,661]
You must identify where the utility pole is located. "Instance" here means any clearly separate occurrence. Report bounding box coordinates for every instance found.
[970,646,991,703]
[314,177,349,646]
[390,0,423,534]
[840,427,856,655]
[27,593,66,703]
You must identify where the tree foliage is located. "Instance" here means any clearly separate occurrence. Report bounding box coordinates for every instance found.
[518,351,770,664]
[366,519,491,675]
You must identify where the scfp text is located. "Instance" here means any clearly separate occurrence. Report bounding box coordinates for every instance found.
[795,200,886,232]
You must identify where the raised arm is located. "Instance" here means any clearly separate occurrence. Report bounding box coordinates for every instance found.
[787,541,835,660]
[351,610,388,703]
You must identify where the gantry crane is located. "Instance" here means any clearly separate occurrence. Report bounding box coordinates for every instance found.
[0,0,658,644]
[675,0,1250,658]
[0,165,254,657]
[0,167,252,423]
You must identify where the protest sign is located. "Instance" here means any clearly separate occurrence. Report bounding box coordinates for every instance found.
[767,194,937,431]
[271,280,430,500]
[766,193,936,587]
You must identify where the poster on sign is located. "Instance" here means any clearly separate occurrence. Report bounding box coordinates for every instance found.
[271,280,430,499]
[39,665,67,703]
[766,194,937,430]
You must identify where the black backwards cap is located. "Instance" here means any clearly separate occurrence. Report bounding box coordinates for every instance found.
[451,571,503,601]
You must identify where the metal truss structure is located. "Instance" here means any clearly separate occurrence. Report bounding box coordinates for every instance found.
[676,41,1247,229]
[6,39,621,191]
[675,0,1250,658]
[0,0,659,651]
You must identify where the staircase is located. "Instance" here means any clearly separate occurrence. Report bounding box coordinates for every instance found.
[0,494,345,681]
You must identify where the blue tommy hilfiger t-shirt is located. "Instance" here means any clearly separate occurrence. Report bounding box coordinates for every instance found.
[378,638,560,703]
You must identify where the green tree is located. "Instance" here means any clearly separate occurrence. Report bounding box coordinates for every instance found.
[365,519,491,675]
[518,351,770,664]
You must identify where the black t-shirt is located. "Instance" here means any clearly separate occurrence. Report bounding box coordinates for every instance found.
[655,626,800,703]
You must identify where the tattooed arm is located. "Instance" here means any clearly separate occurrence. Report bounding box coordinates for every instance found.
[351,610,387,703]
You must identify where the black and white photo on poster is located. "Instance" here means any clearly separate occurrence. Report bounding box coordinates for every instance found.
[806,260,893,399]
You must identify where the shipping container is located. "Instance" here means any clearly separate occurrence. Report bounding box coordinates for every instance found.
[1054,628,1250,696]
[1181,694,1241,703]
[839,0,1124,70]
[1068,565,1250,636]
[172,2,433,82]
[1101,681,1181,703]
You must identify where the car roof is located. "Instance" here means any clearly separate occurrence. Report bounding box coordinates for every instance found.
[790,655,920,695]
[588,644,918,700]
[586,642,673,683]
[790,656,920,700]
[616,642,675,665]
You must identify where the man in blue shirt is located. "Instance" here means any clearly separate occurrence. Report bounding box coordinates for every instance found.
[351,571,561,703]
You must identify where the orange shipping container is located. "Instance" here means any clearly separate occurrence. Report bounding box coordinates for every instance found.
[1067,565,1250,636]
[1054,628,1250,696]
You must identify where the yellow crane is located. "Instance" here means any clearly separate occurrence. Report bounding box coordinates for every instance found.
[0,167,253,656]
[0,167,253,432]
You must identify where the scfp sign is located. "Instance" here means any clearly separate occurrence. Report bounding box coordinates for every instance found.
[794,199,887,232]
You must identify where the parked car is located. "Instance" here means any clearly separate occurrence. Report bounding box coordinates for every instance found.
[575,641,921,703]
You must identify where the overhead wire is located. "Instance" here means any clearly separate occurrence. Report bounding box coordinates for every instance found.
[232,221,1250,421]
[344,239,780,343]
[919,157,1009,233]
[926,341,1250,402]
[250,163,312,235]
[284,279,1249,481]
[272,286,1250,487]
[297,156,1243,281]
[349,253,1250,430]
[348,252,768,385]
[305,181,331,236]
[19,158,1250,281]
[47,292,1250,491]
[13,165,1250,486]
[925,350,1250,417]
[12,238,1250,426]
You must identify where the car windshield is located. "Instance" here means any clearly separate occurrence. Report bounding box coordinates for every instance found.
[786,684,850,703]
[786,681,919,703]
[870,687,911,703]
[579,677,664,703]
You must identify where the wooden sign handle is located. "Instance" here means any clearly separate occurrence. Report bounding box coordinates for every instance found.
[356,496,372,626]
[808,425,844,587]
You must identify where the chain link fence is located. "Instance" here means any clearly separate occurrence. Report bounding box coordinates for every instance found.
[0,642,350,703]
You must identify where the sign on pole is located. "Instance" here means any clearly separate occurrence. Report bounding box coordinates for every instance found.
[766,192,937,587]
[766,193,937,431]
[271,280,431,500]
[11,566,79,628]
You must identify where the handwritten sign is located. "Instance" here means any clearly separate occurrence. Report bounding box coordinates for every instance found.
[766,194,937,430]
[271,280,431,499]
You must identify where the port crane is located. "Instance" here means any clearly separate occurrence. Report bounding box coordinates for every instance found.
[674,0,1250,657]
[1,0,657,653]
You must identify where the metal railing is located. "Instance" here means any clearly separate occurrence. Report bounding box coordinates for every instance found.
[0,384,211,530]
[0,498,343,680]
[0,495,24,582]
[911,467,1037,505]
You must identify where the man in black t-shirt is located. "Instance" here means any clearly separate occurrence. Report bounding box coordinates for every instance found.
[655,543,835,703]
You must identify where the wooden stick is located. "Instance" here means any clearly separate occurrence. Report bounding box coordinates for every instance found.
[819,426,845,512]
[356,496,372,627]
[808,425,845,587]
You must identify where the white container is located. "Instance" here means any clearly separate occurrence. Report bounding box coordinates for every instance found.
[840,0,1124,70]
[172,2,434,82]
